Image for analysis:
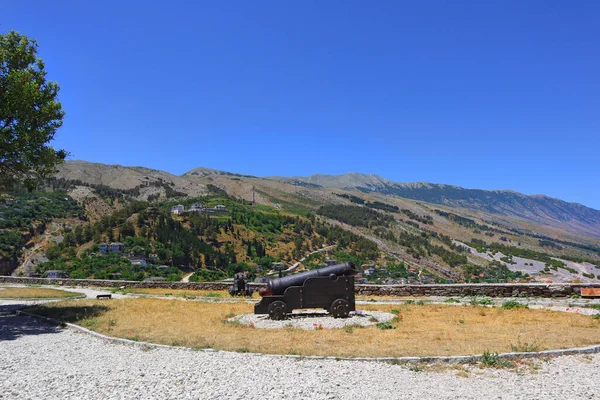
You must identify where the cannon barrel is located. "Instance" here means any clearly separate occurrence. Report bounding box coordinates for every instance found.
[265,262,357,296]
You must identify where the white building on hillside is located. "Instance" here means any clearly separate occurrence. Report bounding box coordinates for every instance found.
[171,205,184,215]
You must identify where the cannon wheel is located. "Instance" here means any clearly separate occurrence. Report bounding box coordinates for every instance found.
[330,299,350,318]
[268,301,287,320]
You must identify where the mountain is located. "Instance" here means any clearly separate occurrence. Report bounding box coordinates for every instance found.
[3,160,599,284]
[53,161,600,238]
[286,173,600,238]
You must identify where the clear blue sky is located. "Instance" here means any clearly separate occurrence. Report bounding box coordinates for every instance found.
[3,1,599,209]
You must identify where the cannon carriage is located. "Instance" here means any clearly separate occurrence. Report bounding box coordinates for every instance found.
[254,262,358,320]
[229,272,253,297]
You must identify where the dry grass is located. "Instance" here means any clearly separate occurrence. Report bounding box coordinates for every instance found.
[113,288,240,299]
[28,299,600,358]
[0,287,80,299]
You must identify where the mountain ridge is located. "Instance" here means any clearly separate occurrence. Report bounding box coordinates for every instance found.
[56,161,600,238]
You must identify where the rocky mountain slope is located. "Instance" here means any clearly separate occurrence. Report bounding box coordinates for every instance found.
[283,173,600,238]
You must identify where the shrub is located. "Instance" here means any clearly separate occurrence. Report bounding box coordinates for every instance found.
[510,336,540,352]
[376,321,397,330]
[502,301,528,310]
[480,350,514,368]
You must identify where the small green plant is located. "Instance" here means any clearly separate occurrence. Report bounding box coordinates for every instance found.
[502,301,528,310]
[588,304,600,310]
[458,317,465,324]
[404,300,415,305]
[376,321,397,330]
[206,293,222,298]
[408,365,424,372]
[478,298,493,306]
[480,350,514,368]
[390,309,401,315]
[80,319,98,329]
[415,300,425,306]
[592,314,600,321]
[445,298,460,304]
[369,316,379,323]
[510,336,540,352]
[235,347,250,353]
[163,293,172,297]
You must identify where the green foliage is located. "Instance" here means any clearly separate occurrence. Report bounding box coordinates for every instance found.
[336,194,401,213]
[461,263,524,283]
[502,301,528,310]
[36,253,182,281]
[434,210,492,231]
[376,321,397,330]
[0,191,83,229]
[317,204,394,228]
[0,31,68,191]
[468,240,566,269]
[401,209,433,225]
[509,336,540,352]
[480,350,514,368]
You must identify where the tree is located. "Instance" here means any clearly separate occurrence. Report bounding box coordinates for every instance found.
[1,31,67,191]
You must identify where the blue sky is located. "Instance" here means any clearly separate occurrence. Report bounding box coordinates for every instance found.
[3,1,599,209]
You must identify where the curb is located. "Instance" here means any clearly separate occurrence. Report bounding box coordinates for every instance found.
[16,310,600,365]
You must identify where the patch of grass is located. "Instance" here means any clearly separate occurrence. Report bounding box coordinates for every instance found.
[0,287,81,299]
[376,321,397,330]
[480,350,515,368]
[342,324,364,333]
[509,336,540,352]
[28,299,600,359]
[502,301,528,310]
[120,288,230,298]
[445,298,461,304]
[390,309,401,315]
[478,298,493,306]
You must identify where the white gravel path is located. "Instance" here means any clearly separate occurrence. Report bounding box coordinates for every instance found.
[234,310,395,329]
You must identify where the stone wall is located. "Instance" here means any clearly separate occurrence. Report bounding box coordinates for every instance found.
[2,276,600,297]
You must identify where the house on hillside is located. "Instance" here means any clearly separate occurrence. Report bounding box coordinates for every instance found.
[215,204,226,212]
[361,264,376,276]
[323,259,339,266]
[129,258,147,267]
[99,243,108,253]
[109,242,125,253]
[171,205,184,215]
[190,203,204,212]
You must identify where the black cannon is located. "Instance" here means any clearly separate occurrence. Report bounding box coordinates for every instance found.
[254,262,357,320]
[229,272,253,297]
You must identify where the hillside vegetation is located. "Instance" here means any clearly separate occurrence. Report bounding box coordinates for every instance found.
[1,161,599,284]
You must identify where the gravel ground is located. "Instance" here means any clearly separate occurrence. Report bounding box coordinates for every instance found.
[234,310,395,329]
